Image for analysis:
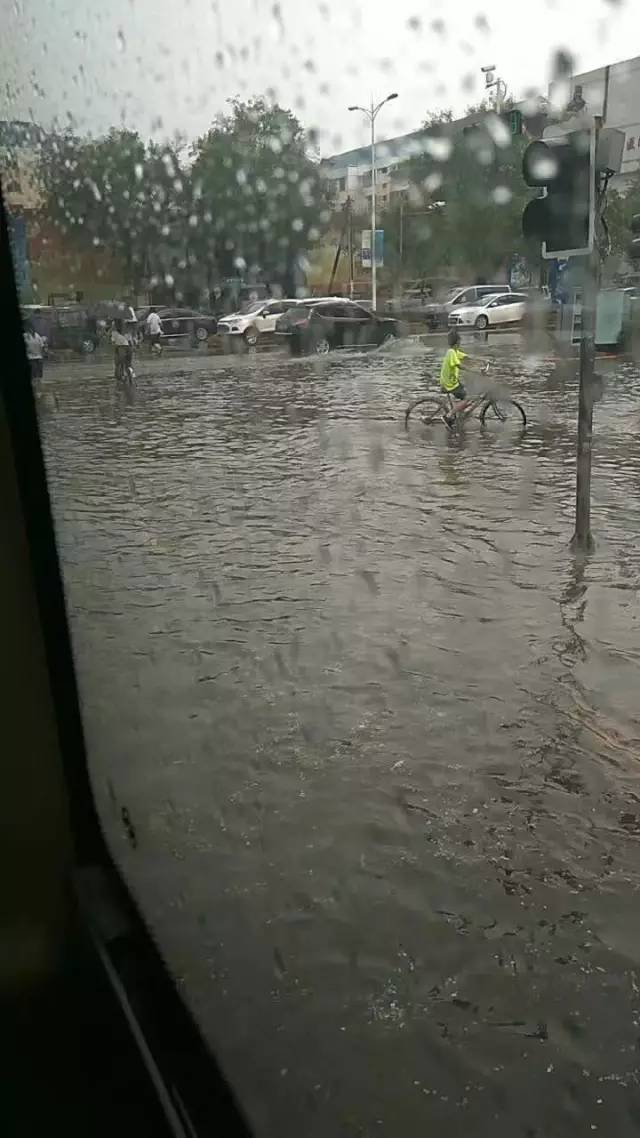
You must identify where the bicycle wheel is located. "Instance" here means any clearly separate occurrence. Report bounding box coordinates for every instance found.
[479,398,527,428]
[404,396,447,430]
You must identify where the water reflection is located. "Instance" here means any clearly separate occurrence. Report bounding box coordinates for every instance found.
[40,342,640,1138]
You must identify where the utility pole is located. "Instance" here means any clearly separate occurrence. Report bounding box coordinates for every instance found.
[328,198,349,296]
[348,91,398,310]
[370,102,377,310]
[347,196,354,300]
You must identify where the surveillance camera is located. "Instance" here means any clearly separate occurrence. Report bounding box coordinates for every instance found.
[481,64,496,73]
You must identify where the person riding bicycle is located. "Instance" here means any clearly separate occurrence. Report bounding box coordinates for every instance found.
[111,318,133,379]
[439,329,485,426]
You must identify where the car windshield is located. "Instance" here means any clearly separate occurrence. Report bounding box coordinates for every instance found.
[6,4,640,1138]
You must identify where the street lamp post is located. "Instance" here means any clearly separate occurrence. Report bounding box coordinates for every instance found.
[348,92,398,310]
[481,64,507,114]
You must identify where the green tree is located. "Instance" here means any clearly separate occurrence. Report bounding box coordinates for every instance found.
[422,108,453,128]
[603,174,640,258]
[39,128,192,295]
[384,120,532,282]
[191,98,330,293]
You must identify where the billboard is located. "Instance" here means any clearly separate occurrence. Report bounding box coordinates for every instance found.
[7,211,31,297]
[361,229,384,268]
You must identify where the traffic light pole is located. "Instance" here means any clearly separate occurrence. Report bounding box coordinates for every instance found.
[571,246,599,552]
[523,117,611,552]
[571,119,601,554]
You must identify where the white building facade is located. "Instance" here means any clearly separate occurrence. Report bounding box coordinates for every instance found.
[319,128,431,213]
[553,55,640,191]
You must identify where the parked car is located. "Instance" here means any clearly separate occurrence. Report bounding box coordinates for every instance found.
[384,288,433,317]
[275,299,401,355]
[217,298,298,349]
[448,291,529,330]
[423,284,512,331]
[138,307,217,345]
[22,304,98,353]
[218,281,271,313]
[92,300,140,342]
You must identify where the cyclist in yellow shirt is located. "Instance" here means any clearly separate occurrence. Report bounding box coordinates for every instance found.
[439,329,483,426]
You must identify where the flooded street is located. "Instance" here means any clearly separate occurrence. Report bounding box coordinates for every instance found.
[40,338,640,1136]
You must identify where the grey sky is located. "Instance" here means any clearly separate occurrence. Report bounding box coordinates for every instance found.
[2,0,636,154]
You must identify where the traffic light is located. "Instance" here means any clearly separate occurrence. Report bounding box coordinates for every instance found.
[521,128,594,259]
[502,108,522,136]
[629,214,640,261]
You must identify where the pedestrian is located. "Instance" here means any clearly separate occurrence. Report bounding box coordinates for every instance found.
[111,318,133,379]
[145,306,163,351]
[23,320,46,382]
[123,296,138,342]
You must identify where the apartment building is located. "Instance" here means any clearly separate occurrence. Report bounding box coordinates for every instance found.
[553,55,640,192]
[320,106,544,212]
[322,53,640,211]
[319,126,434,211]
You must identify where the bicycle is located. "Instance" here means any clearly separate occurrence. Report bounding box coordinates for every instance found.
[114,346,135,384]
[404,365,526,432]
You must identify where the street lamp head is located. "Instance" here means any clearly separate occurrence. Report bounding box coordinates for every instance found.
[386,92,399,102]
[348,105,358,112]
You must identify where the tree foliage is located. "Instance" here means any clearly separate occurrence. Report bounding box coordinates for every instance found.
[39,99,330,300]
[379,116,533,282]
[421,108,453,128]
[39,128,187,294]
[604,173,640,259]
[190,98,330,294]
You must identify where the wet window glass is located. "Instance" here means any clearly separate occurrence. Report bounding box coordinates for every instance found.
[4,0,640,1134]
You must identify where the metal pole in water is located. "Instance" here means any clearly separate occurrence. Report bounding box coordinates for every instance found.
[370,100,377,311]
[571,248,598,551]
[571,120,601,553]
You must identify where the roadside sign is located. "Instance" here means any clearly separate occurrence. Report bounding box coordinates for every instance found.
[361,229,384,268]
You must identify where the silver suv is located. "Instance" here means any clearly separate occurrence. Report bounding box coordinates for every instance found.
[423,284,511,330]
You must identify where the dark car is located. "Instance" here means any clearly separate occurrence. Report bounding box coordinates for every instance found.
[139,307,217,345]
[22,304,99,354]
[92,300,140,342]
[384,288,433,318]
[275,299,401,355]
[422,284,511,331]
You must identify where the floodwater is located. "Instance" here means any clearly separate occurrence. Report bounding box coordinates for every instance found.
[40,338,640,1137]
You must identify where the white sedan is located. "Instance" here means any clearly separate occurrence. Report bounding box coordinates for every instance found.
[448,291,528,330]
[217,298,298,349]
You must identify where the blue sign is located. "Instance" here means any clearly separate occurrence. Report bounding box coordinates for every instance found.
[507,253,531,289]
[361,229,384,268]
[7,211,31,297]
[548,258,569,304]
